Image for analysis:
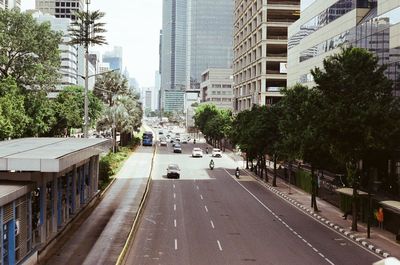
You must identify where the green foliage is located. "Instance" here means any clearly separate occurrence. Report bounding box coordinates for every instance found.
[47,86,103,136]
[0,78,29,139]
[0,9,62,90]
[68,10,107,47]
[311,47,400,181]
[94,72,129,106]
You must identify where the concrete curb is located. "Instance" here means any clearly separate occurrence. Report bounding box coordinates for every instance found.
[243,169,392,259]
[115,144,157,265]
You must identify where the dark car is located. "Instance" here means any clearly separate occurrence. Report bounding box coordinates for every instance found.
[173,144,182,153]
[167,164,180,179]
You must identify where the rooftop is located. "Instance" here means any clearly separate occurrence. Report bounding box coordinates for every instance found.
[0,138,111,172]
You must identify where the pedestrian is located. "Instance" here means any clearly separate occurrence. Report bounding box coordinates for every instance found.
[375,207,384,229]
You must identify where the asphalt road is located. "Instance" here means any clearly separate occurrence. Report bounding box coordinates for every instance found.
[40,146,153,265]
[125,141,381,265]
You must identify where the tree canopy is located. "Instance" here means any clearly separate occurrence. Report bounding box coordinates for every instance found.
[0,10,62,90]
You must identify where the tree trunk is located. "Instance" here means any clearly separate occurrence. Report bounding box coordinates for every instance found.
[346,162,358,231]
[264,155,268,182]
[273,154,277,187]
[311,165,319,212]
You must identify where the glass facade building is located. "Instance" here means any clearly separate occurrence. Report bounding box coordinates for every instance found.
[186,0,234,90]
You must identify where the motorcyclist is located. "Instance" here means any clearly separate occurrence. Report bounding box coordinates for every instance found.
[194,139,196,144]
[209,159,214,169]
[206,147,209,154]
[235,167,240,178]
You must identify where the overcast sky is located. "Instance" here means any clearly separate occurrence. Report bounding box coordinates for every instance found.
[21,0,314,88]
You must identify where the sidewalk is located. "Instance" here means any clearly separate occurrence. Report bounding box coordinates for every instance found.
[224,149,400,259]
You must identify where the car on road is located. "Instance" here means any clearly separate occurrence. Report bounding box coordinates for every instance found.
[166,164,180,179]
[212,148,222,157]
[192,148,203,157]
[160,139,167,146]
[173,144,182,153]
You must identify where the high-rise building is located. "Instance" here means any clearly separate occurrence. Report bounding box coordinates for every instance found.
[186,0,234,90]
[35,0,84,20]
[0,0,21,10]
[287,0,400,94]
[161,0,234,112]
[161,0,187,98]
[102,46,123,72]
[233,0,300,112]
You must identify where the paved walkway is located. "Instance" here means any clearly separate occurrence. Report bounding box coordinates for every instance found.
[223,148,400,259]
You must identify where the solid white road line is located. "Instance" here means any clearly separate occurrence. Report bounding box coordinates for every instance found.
[217,240,223,251]
[174,219,177,227]
[200,195,204,200]
[210,220,215,229]
[204,205,208,212]
[175,239,178,250]
[174,204,176,211]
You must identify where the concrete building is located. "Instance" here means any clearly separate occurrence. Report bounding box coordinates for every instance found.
[0,0,21,10]
[35,0,84,20]
[233,0,300,112]
[200,68,234,110]
[102,46,123,72]
[0,138,110,265]
[287,0,400,95]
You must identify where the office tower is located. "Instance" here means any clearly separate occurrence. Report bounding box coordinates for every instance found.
[287,0,400,94]
[186,0,234,90]
[102,46,123,72]
[35,0,84,19]
[0,0,21,10]
[233,0,300,112]
[161,0,187,112]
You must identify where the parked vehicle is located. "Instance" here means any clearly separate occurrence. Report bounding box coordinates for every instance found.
[192,148,203,158]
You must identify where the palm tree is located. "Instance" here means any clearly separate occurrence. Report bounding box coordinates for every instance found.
[68,6,107,137]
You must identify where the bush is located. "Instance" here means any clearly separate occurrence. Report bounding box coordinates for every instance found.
[294,169,312,194]
[98,148,130,190]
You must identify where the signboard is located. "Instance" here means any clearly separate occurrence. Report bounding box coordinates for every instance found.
[280,63,287,74]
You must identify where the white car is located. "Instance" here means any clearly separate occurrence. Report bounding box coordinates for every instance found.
[192,148,203,157]
[212,148,222,157]
[160,139,167,146]
[167,164,180,179]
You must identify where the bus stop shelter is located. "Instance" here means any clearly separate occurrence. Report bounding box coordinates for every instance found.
[0,138,110,265]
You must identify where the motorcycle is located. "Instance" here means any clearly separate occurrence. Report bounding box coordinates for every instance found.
[194,139,196,144]
[235,168,240,179]
[209,160,214,170]
[206,147,209,154]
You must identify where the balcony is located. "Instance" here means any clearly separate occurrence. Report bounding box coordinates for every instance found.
[267,0,300,10]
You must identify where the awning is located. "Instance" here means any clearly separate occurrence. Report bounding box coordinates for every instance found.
[380,200,400,214]
[336,188,368,196]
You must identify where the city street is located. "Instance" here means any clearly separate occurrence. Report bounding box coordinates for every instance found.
[125,142,382,265]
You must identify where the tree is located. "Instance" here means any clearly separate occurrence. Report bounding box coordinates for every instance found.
[48,86,103,136]
[93,72,129,106]
[0,10,62,90]
[0,78,29,139]
[278,84,330,211]
[311,47,400,230]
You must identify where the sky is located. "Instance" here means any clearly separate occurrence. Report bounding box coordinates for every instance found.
[21,0,314,88]
[21,0,162,88]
